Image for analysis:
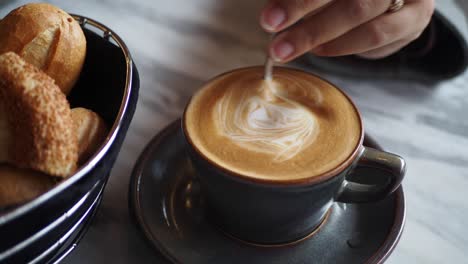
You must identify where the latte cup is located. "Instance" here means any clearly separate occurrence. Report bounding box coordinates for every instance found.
[182,67,405,245]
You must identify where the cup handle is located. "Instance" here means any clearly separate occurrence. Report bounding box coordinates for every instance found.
[336,147,406,203]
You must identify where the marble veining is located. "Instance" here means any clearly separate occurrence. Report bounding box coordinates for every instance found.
[0,0,467,263]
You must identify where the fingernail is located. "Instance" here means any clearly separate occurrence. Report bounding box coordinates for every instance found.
[261,5,286,31]
[272,41,295,61]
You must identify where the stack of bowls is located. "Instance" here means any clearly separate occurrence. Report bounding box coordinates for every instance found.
[0,15,139,263]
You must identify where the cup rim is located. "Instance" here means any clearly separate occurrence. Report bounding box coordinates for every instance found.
[182,66,364,186]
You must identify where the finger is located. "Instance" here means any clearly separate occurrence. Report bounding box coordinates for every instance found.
[312,2,429,57]
[357,38,416,59]
[260,0,333,32]
[269,0,394,62]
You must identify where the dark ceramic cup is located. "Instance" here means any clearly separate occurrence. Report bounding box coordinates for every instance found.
[182,68,405,245]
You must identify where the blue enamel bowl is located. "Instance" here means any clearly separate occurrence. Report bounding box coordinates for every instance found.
[0,15,139,263]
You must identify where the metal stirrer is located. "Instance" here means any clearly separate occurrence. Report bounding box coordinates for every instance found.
[262,55,277,102]
[264,34,276,81]
[264,56,274,81]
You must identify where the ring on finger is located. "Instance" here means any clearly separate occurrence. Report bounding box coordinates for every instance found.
[387,0,405,13]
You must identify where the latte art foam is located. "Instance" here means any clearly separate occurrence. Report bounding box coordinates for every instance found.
[216,80,320,162]
[184,67,361,181]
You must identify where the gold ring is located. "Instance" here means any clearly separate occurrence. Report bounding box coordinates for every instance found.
[387,0,405,13]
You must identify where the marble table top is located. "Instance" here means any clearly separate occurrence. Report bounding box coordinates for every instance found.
[1,0,467,263]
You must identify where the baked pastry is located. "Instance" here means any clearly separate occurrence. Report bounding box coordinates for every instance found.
[0,3,87,94]
[0,52,78,177]
[0,165,55,208]
[71,108,108,165]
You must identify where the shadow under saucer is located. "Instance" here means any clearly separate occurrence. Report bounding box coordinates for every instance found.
[129,120,405,264]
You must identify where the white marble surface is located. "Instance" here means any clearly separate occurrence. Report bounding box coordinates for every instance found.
[2,0,467,263]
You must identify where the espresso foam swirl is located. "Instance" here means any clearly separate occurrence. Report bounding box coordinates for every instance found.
[215,78,322,162]
[184,67,361,181]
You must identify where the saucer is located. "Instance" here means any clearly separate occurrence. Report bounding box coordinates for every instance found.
[129,120,405,264]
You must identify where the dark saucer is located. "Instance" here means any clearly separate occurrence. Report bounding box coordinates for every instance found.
[129,120,405,264]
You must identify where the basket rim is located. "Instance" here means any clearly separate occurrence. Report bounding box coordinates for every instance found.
[0,14,134,226]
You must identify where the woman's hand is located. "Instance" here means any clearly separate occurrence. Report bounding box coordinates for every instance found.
[260,0,435,62]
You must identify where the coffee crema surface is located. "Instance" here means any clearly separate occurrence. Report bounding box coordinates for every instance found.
[184,67,361,181]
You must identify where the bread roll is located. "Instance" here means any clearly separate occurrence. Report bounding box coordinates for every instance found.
[0,3,86,95]
[0,52,78,177]
[72,108,108,165]
[0,165,55,208]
